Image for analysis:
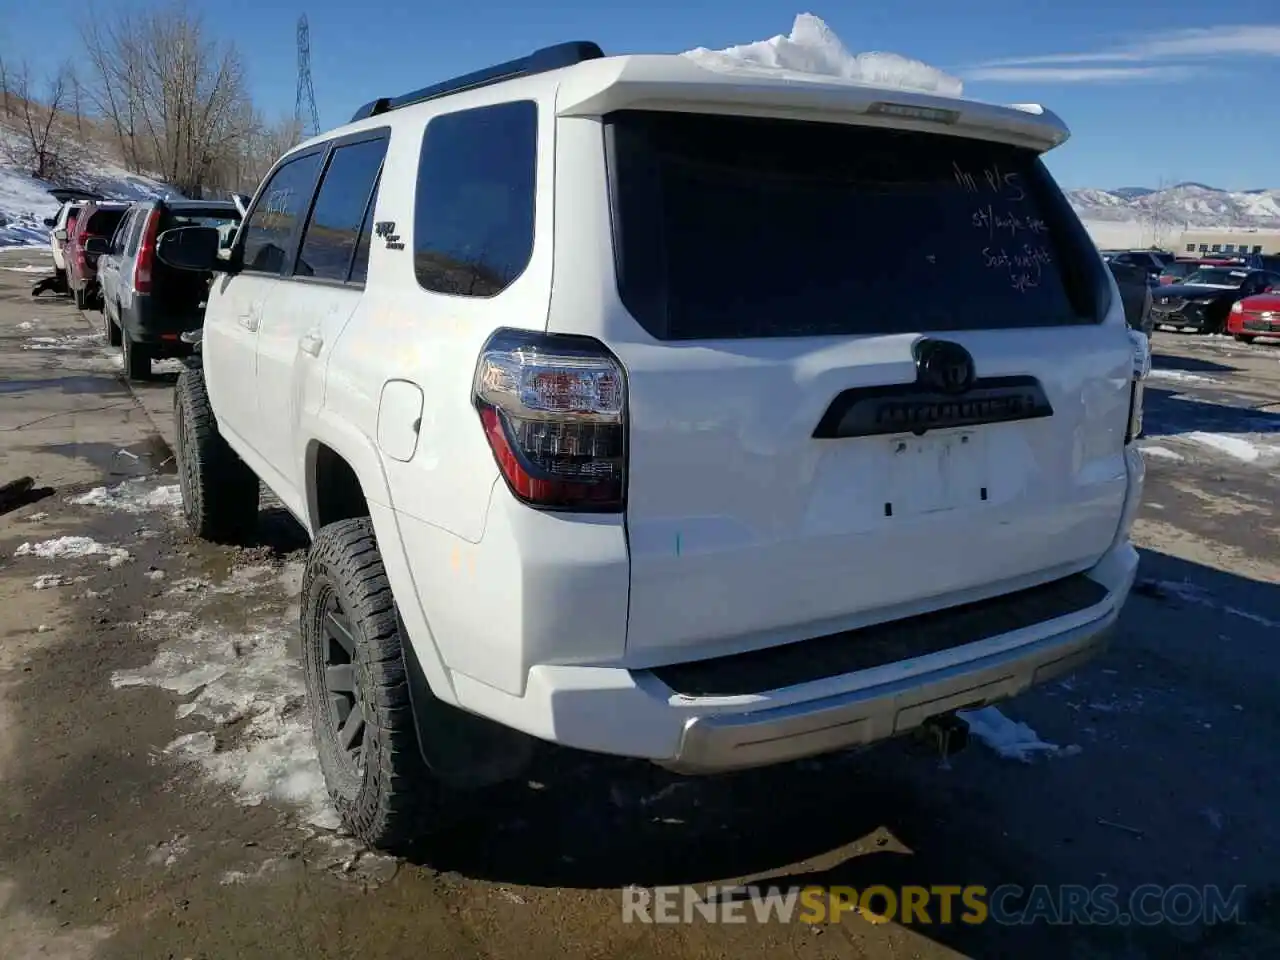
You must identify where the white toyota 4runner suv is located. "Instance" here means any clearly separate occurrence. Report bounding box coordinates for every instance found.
[155,41,1149,852]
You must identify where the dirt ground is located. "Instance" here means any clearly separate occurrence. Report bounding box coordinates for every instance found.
[1,246,1278,960]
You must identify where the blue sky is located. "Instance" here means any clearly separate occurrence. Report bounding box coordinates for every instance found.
[4,1,1278,190]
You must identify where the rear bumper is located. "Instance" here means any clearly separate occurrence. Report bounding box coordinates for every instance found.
[664,592,1120,773]
[1229,313,1280,336]
[447,535,1139,773]
[122,296,201,349]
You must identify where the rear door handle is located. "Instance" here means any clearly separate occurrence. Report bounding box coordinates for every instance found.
[299,331,324,356]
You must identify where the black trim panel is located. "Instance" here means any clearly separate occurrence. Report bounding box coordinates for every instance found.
[813,375,1054,439]
[649,573,1108,698]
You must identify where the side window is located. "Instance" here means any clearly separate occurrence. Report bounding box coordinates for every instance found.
[110,212,132,253]
[414,100,537,297]
[240,152,324,275]
[294,137,387,282]
[1185,244,1195,253]
[125,208,148,256]
[349,173,380,286]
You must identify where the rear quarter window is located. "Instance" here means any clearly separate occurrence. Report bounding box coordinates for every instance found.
[413,100,537,298]
[605,111,1106,340]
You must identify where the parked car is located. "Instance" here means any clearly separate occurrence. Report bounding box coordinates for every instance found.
[154,40,1147,852]
[92,198,242,379]
[1107,250,1173,283]
[1226,283,1280,343]
[45,187,104,292]
[1157,260,1199,285]
[1150,267,1280,334]
[65,200,130,310]
[1107,259,1154,335]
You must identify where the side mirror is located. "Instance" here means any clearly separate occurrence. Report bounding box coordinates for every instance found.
[43,217,56,227]
[53,228,67,242]
[83,237,109,256]
[156,226,228,273]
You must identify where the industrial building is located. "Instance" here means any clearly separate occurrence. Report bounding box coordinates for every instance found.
[1176,228,1280,256]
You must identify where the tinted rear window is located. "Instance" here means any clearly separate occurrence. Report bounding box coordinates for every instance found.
[163,209,241,249]
[86,209,126,236]
[605,111,1106,340]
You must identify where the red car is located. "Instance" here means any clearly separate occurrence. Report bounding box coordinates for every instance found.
[1228,286,1280,343]
[64,201,130,311]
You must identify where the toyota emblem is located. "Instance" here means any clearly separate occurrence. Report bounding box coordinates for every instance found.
[914,339,975,394]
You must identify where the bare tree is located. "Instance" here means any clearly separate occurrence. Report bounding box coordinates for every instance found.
[80,1,255,196]
[0,55,11,118]
[70,68,85,136]
[1,61,81,181]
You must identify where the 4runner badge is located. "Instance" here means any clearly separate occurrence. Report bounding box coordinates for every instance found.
[375,221,404,251]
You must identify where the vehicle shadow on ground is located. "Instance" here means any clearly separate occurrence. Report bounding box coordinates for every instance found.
[1142,386,1280,439]
[1151,352,1239,375]
[415,548,1278,958]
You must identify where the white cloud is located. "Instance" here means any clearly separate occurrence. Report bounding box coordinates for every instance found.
[967,24,1280,83]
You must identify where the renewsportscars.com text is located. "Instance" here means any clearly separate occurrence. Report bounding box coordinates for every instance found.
[621,884,1248,927]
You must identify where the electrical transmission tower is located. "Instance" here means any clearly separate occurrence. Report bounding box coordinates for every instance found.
[295,14,321,137]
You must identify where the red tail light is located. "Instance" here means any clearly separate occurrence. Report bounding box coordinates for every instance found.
[133,209,162,294]
[473,328,627,512]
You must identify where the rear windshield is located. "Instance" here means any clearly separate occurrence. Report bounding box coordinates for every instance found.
[164,210,240,248]
[85,209,126,236]
[604,111,1106,340]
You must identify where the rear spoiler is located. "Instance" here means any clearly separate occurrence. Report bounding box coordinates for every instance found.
[554,55,1071,153]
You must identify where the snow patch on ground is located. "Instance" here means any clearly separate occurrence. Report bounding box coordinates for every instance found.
[71,480,182,514]
[1184,431,1280,463]
[14,535,131,567]
[113,610,338,831]
[219,859,284,886]
[146,834,190,868]
[1139,444,1184,461]
[2,263,52,273]
[1148,369,1218,384]
[957,706,1081,763]
[32,573,86,590]
[683,13,964,97]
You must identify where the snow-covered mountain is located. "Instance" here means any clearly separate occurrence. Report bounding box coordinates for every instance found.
[1067,183,1280,229]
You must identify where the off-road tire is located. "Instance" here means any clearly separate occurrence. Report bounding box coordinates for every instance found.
[1233,334,1256,344]
[104,304,122,346]
[123,332,151,381]
[173,364,259,543]
[301,518,435,854]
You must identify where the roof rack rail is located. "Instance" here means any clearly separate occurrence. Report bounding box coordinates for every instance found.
[349,40,605,124]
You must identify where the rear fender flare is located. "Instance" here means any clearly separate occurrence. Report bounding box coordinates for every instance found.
[302,420,533,787]
[301,421,455,702]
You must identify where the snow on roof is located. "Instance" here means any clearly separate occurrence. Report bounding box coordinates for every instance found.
[682,13,964,98]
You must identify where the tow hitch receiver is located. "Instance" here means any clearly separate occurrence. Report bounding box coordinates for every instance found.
[920,712,970,759]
